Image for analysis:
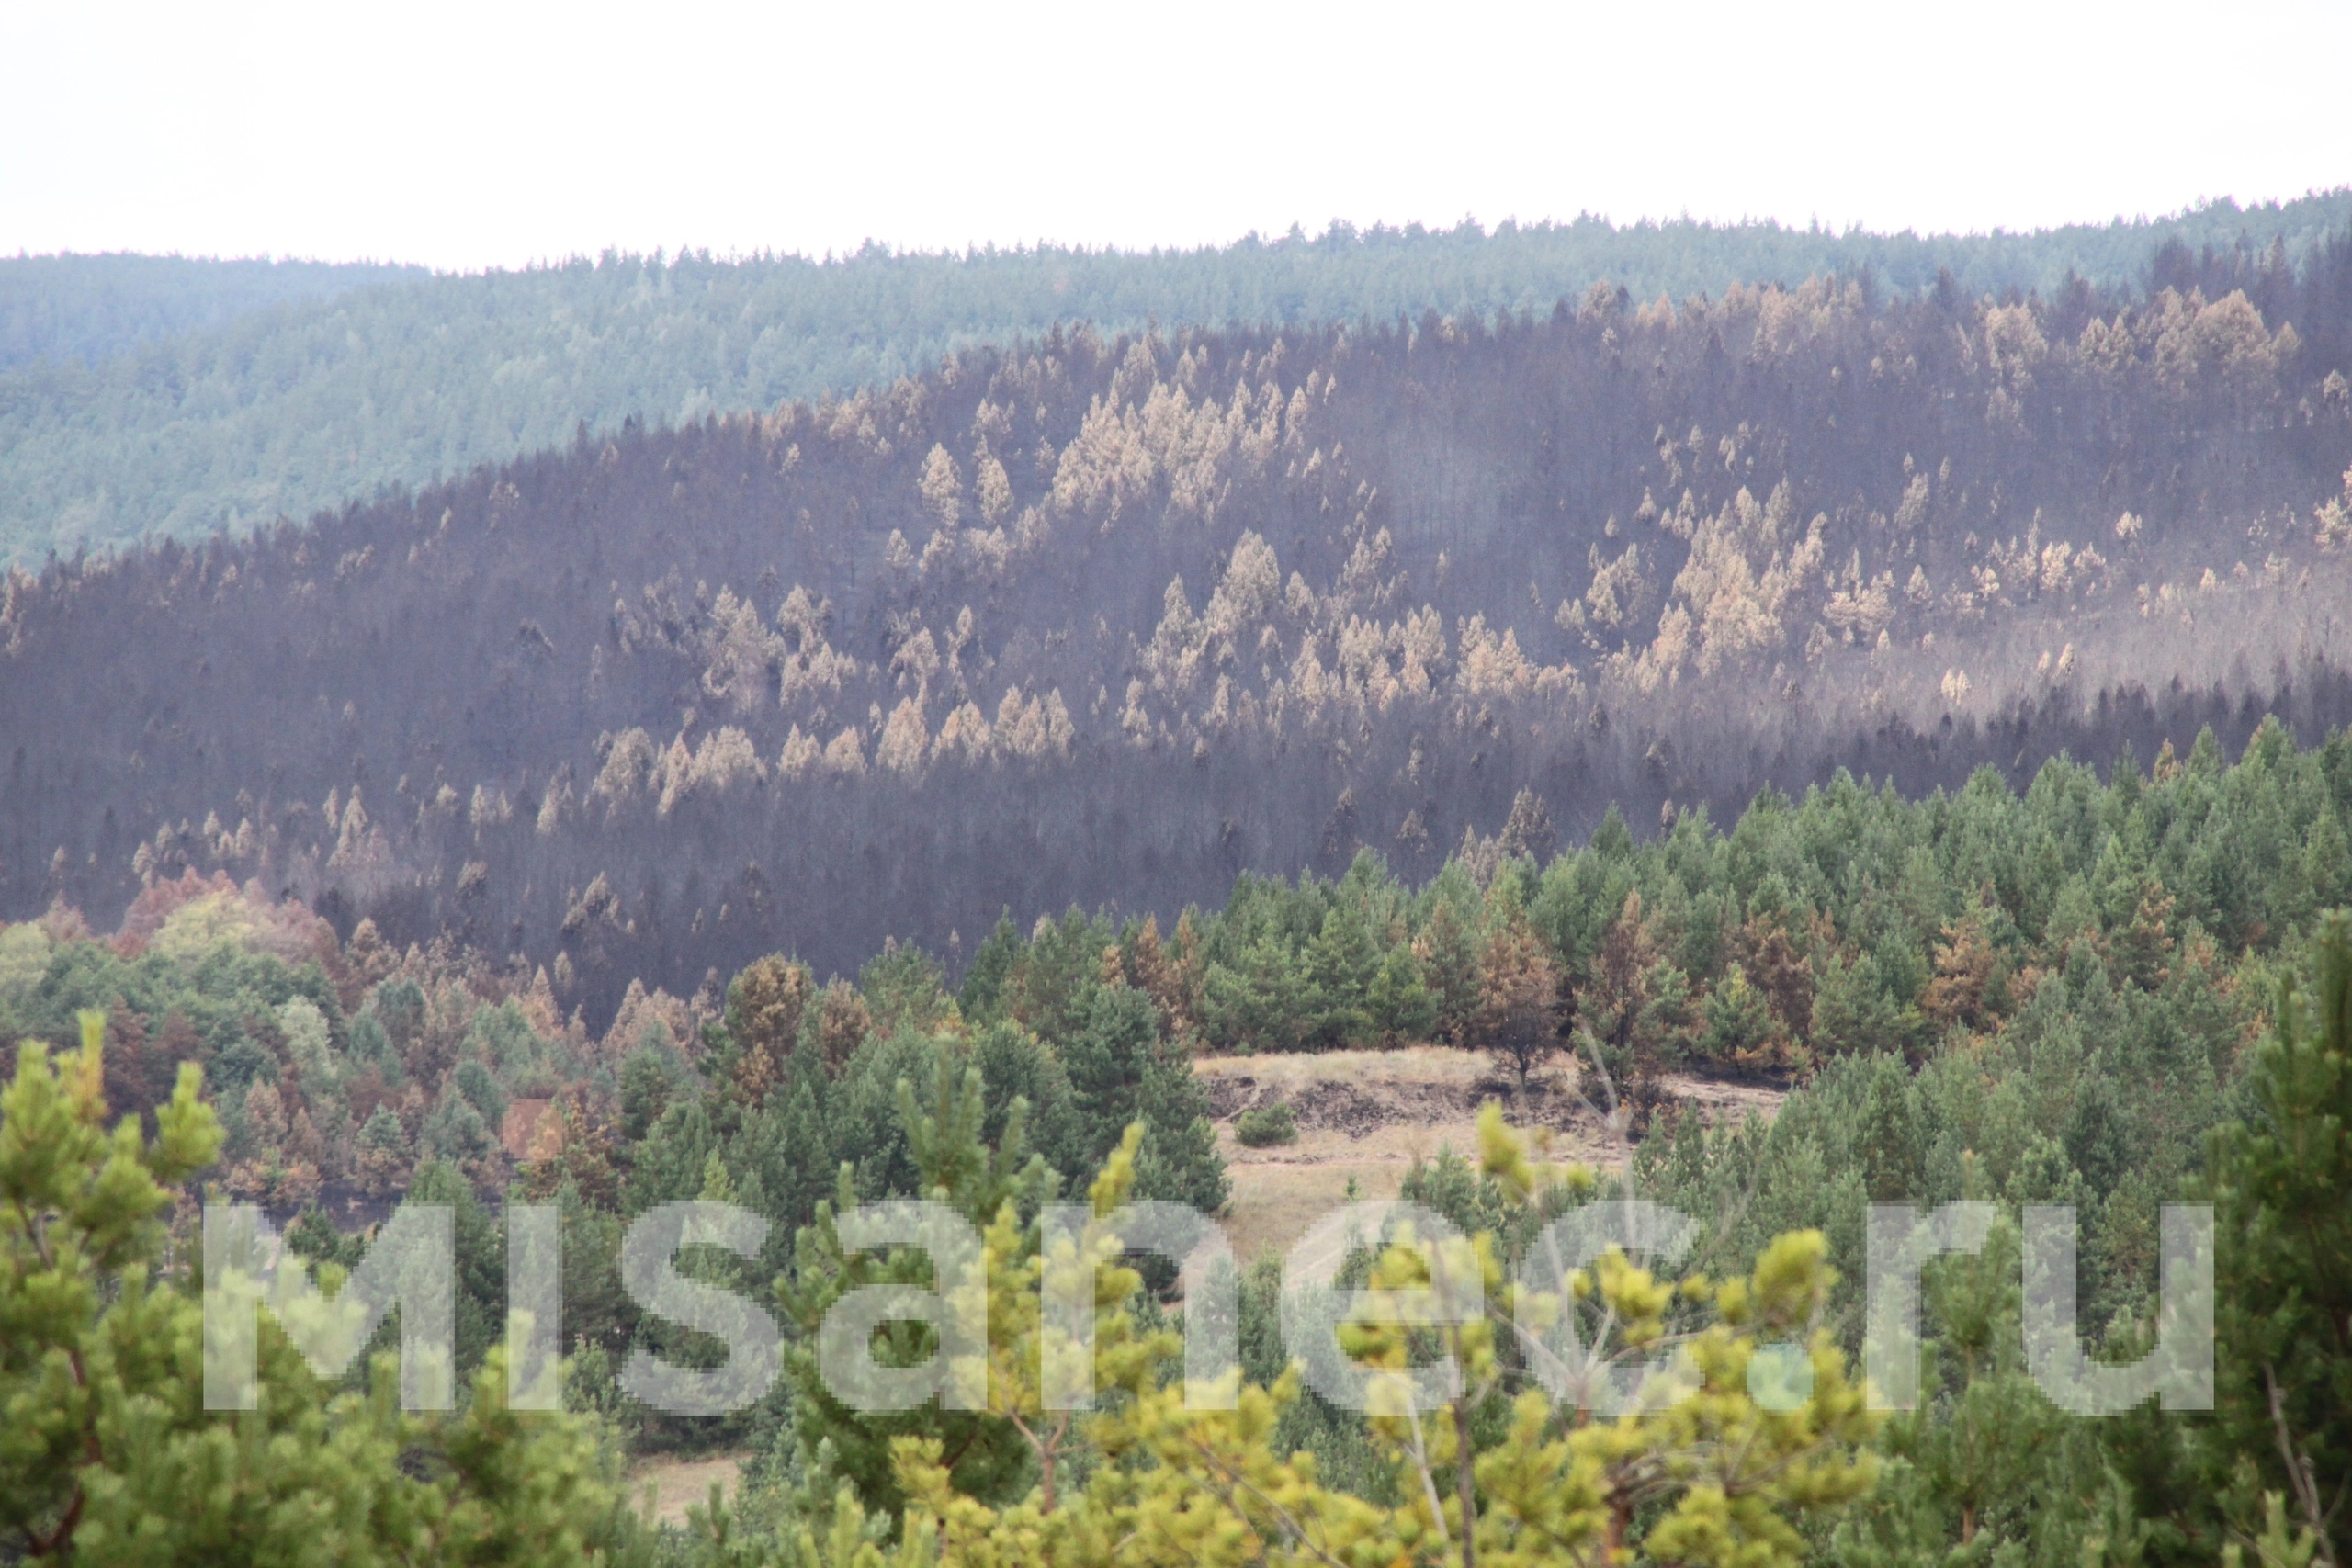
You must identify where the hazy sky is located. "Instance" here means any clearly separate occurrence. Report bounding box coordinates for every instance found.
[5,0,2347,271]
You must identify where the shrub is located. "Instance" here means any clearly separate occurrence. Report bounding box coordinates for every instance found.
[1235,1100,1297,1146]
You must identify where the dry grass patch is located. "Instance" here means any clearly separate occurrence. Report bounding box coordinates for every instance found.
[1198,1047,1785,1263]
[627,1451,746,1527]
[1194,1045,1501,1089]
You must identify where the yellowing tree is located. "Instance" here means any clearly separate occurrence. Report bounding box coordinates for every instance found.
[921,445,966,529]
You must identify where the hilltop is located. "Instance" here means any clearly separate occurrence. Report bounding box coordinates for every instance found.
[5,191,2350,562]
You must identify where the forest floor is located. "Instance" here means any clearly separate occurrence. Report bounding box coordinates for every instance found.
[1196,1047,1787,1264]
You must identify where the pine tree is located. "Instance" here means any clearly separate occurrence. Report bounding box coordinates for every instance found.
[776,1054,1051,1522]
[1576,889,1656,1068]
[958,913,1024,1026]
[355,1101,413,1196]
[1060,985,1158,1164]
[404,1156,505,1380]
[1699,962,1781,1069]
[2188,910,2352,1557]
[617,1045,675,1142]
[861,942,956,1038]
[1414,895,1484,1043]
[1367,942,1439,1044]
[1833,1207,2070,1564]
[1121,914,1198,1041]
[2112,878,2177,993]
[1302,900,1379,1051]
[2302,809,2351,913]
[1468,900,1562,1090]
[880,1103,1880,1568]
[1134,1053,1229,1217]
[0,1014,624,1562]
[727,953,813,1107]
[971,1020,1082,1182]
[1922,907,2001,1029]
[816,977,875,1075]
[1200,930,1307,1054]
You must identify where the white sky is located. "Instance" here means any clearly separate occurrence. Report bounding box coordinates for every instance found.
[3,0,2347,271]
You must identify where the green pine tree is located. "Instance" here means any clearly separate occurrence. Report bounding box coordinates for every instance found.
[1302,900,1378,1051]
[1134,1054,1230,1218]
[2187,910,2352,1558]
[1200,930,1307,1054]
[1060,985,1158,1164]
[1,1013,625,1563]
[775,1053,1052,1523]
[1700,962,1780,1066]
[1366,942,1438,1044]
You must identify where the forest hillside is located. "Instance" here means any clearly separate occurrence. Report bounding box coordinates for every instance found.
[6,230,2350,1021]
[0,251,420,371]
[6,722,2349,1563]
[6,191,2349,562]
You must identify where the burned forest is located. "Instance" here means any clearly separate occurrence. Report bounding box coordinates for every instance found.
[5,236,2351,1022]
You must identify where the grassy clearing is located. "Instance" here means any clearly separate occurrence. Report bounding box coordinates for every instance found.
[626,1452,747,1527]
[1197,1047,1785,1263]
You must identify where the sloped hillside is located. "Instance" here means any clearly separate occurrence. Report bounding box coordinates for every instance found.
[6,194,2349,562]
[4,248,2351,1019]
[0,253,418,373]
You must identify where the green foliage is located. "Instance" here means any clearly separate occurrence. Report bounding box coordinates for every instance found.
[1234,1100,1297,1147]
[423,1082,500,1168]
[5,715,2352,1559]
[628,1095,723,1214]
[1302,900,1380,1051]
[859,944,956,1041]
[2177,910,2352,1555]
[0,254,413,372]
[0,1012,626,1562]
[775,1055,1053,1524]
[1831,1209,2082,1568]
[1200,930,1309,1055]
[1699,962,1780,1066]
[826,1030,945,1203]
[621,1045,681,1142]
[968,1021,1083,1181]
[1058,987,1158,1166]
[855,1104,1883,1568]
[1130,1049,1228,1217]
[17,195,2352,560]
[986,910,1114,1049]
[955,915,1023,1029]
[1366,942,1438,1045]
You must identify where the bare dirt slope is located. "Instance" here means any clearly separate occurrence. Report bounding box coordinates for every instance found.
[1196,1048,1785,1264]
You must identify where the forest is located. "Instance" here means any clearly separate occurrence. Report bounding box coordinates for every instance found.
[4,213,2350,1019]
[4,206,2352,1564]
[5,722,2349,1563]
[6,189,2350,562]
[0,253,414,373]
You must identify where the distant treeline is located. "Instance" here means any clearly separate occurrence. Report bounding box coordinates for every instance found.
[4,191,2349,560]
[0,252,418,372]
